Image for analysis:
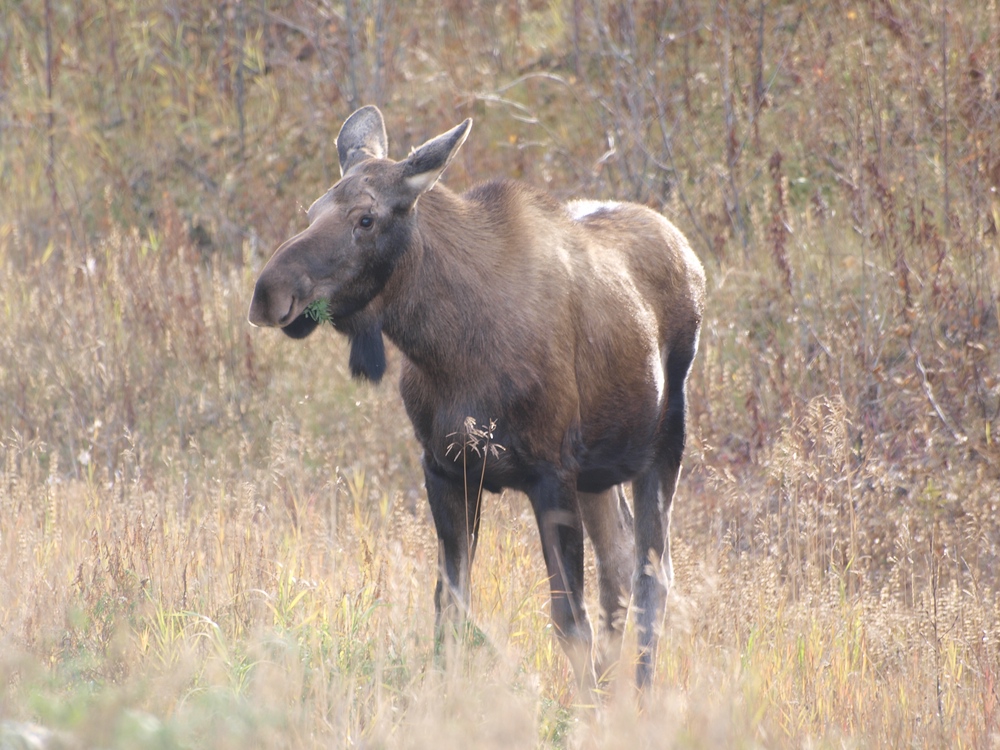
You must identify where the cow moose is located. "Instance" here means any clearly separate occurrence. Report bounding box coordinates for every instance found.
[248,106,706,695]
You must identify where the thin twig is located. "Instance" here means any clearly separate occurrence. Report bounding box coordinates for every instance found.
[44,0,57,215]
[912,346,967,444]
[941,0,950,235]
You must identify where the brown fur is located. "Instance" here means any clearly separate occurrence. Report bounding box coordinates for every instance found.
[249,107,705,696]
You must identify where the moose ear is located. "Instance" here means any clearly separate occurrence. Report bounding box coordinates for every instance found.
[337,106,388,175]
[397,119,472,203]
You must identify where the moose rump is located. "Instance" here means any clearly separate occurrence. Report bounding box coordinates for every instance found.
[248,105,706,694]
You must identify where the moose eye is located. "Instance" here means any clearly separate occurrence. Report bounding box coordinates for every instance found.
[358,215,374,229]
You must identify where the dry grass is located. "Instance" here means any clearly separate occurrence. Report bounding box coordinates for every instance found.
[2,0,1000,747]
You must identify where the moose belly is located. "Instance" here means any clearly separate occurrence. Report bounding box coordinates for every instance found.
[404,359,664,495]
[427,428,655,496]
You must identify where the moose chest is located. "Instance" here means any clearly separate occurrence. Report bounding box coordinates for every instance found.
[396,358,572,494]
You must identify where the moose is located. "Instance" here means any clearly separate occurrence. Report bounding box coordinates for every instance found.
[248,106,705,694]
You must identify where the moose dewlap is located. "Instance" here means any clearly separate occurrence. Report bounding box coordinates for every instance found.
[248,106,706,695]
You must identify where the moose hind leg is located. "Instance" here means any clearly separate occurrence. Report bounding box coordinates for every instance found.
[579,485,634,685]
[631,347,694,688]
[530,471,597,696]
[423,455,483,655]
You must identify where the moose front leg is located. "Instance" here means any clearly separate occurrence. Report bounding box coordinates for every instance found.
[529,471,597,698]
[423,455,483,652]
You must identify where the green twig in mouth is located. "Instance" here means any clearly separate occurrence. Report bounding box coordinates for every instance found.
[304,299,332,324]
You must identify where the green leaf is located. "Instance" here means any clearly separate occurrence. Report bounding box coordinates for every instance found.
[304,299,332,323]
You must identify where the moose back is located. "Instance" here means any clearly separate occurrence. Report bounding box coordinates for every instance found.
[248,106,705,693]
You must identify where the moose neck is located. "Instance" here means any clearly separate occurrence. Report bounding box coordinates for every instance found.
[377,185,503,381]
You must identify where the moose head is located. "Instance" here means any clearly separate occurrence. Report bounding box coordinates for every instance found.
[249,105,470,381]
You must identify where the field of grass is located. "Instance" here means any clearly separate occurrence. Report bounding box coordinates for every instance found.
[1,1,999,747]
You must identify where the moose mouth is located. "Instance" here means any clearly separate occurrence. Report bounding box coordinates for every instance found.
[279,296,371,340]
[281,311,321,339]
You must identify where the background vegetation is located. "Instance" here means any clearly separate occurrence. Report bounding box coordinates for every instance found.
[1,0,998,746]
